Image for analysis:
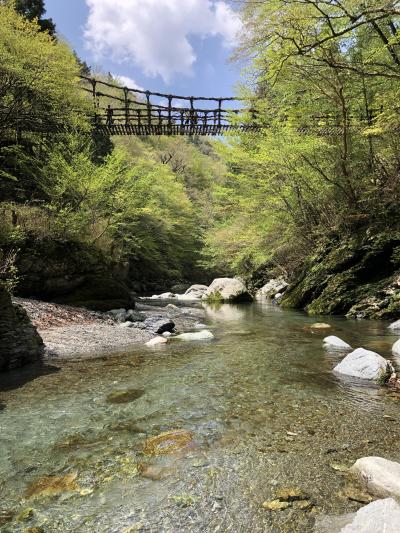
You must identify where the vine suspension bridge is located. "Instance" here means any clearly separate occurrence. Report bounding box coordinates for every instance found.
[3,76,380,138]
[80,76,258,136]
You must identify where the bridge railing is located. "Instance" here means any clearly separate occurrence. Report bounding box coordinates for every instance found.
[78,75,258,134]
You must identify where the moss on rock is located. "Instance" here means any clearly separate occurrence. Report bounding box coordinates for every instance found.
[281,233,400,319]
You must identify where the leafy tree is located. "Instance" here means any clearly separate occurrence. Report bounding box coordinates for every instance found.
[15,0,55,35]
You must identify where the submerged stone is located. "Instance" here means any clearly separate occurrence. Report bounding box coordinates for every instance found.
[25,473,80,499]
[106,389,145,404]
[262,499,290,511]
[16,508,34,522]
[143,429,193,456]
[293,499,313,510]
[0,509,14,526]
[138,463,175,480]
[276,487,307,502]
[176,331,214,341]
[310,323,331,329]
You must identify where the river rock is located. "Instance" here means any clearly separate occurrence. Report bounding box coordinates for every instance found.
[262,500,290,511]
[106,388,145,404]
[256,278,288,299]
[315,499,400,533]
[391,339,400,356]
[143,429,193,456]
[350,457,400,498]
[342,498,400,533]
[170,283,191,294]
[126,309,146,322]
[388,319,400,331]
[323,336,352,350]
[183,284,209,299]
[25,473,80,499]
[333,348,394,381]
[176,331,214,341]
[143,316,175,334]
[311,323,331,330]
[146,336,168,347]
[204,278,252,303]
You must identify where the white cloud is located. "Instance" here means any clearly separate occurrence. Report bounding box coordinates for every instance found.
[84,0,242,83]
[113,74,144,92]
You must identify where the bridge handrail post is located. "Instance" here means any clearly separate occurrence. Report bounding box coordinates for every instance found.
[90,78,99,124]
[218,99,222,128]
[168,95,173,133]
[146,90,152,128]
[124,87,130,126]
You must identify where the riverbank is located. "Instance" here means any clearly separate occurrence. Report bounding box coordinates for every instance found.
[13,297,205,360]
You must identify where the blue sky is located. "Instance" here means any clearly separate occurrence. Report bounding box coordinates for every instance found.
[45,0,242,100]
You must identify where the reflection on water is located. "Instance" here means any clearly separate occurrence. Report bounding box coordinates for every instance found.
[1,301,400,532]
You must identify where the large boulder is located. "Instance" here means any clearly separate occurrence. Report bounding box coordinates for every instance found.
[333,348,394,381]
[392,339,400,357]
[350,457,400,498]
[256,278,288,299]
[182,284,208,299]
[203,278,252,303]
[315,499,400,533]
[0,287,43,371]
[388,319,400,331]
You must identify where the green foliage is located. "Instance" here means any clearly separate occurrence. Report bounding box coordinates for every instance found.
[204,1,400,282]
[14,0,56,34]
[0,3,90,137]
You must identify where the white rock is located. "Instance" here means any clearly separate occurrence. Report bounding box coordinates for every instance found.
[323,336,352,350]
[162,331,172,338]
[176,330,214,341]
[256,278,288,299]
[194,323,207,329]
[183,284,209,299]
[334,348,394,381]
[342,498,400,533]
[388,319,400,331]
[146,336,168,347]
[392,339,400,356]
[203,278,252,303]
[350,457,400,498]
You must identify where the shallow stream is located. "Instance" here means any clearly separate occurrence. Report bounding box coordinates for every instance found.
[1,301,400,532]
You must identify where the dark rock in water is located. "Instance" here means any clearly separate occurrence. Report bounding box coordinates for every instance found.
[106,389,145,404]
[0,287,43,372]
[0,509,14,526]
[143,316,175,334]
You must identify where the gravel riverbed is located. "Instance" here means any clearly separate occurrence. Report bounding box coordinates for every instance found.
[13,297,205,360]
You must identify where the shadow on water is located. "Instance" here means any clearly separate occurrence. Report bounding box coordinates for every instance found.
[0,362,60,393]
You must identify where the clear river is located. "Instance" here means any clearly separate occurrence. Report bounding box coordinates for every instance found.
[1,301,400,532]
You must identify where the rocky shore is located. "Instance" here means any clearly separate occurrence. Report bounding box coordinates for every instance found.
[13,297,206,360]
